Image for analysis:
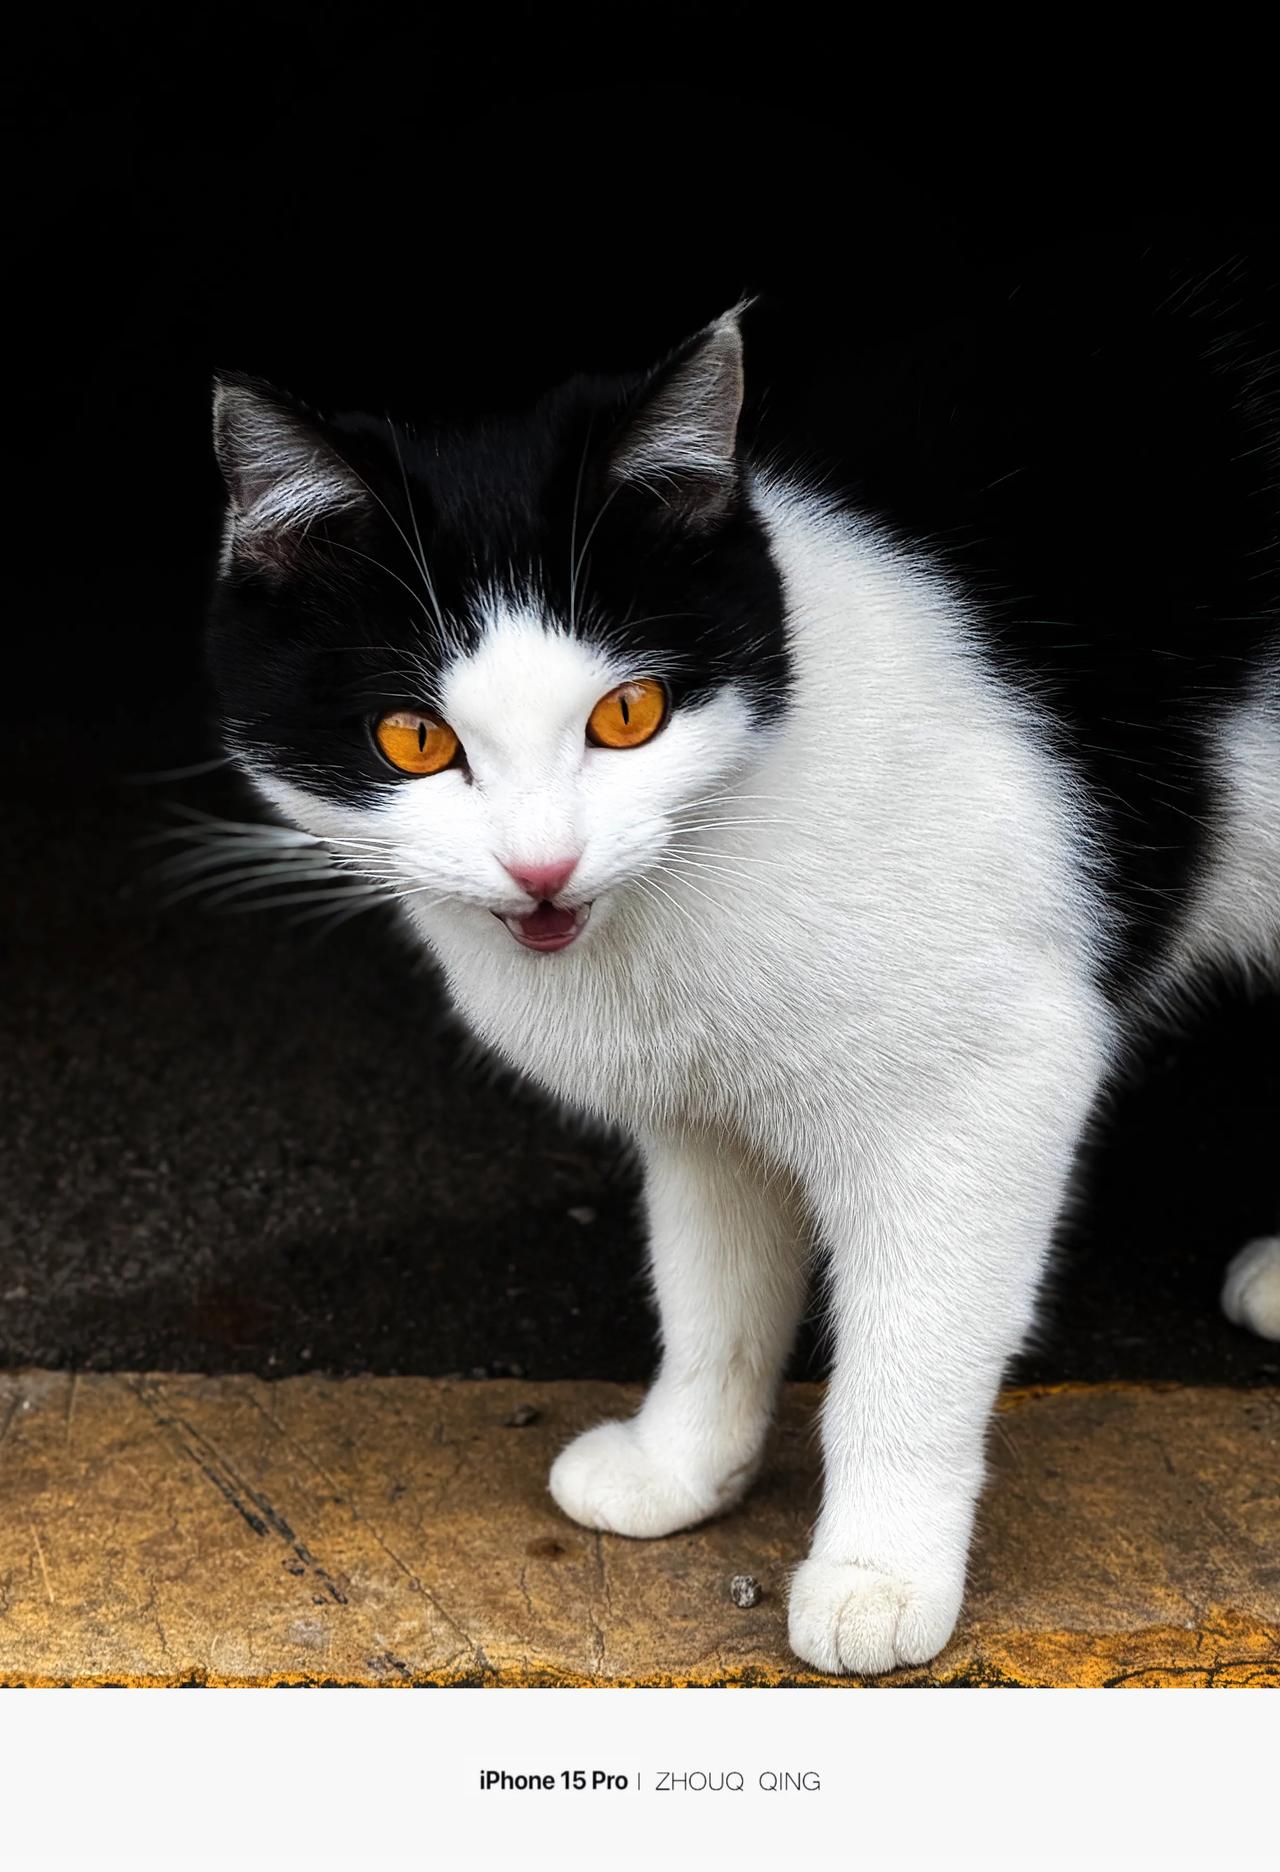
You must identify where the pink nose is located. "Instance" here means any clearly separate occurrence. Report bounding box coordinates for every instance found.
[502,856,579,901]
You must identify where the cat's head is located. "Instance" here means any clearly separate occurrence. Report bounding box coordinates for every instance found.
[206,307,788,956]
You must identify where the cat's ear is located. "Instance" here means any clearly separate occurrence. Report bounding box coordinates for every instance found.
[212,374,369,573]
[608,306,746,526]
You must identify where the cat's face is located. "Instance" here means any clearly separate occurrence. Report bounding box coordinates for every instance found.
[207,310,789,955]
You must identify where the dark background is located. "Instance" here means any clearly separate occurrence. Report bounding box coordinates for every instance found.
[5,16,1277,1383]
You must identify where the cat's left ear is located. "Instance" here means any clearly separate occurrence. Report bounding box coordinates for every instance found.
[608,306,746,526]
[212,374,369,574]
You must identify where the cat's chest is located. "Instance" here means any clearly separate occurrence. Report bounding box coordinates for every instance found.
[431,919,724,1125]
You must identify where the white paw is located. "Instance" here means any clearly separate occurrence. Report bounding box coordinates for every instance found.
[549,1420,724,1538]
[787,1556,964,1676]
[1221,1236,1280,1341]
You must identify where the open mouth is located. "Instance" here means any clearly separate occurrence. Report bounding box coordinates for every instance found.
[496,901,592,953]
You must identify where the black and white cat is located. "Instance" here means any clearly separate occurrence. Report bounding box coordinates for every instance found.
[206,242,1280,1676]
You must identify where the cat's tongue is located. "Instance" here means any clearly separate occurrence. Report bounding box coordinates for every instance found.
[502,901,584,952]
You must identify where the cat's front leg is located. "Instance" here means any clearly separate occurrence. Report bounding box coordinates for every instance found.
[788,1005,1107,1675]
[550,1129,808,1538]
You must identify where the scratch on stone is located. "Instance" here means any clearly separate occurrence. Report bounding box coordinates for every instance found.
[1136,1426,1177,1479]
[988,1412,1026,1477]
[120,1377,350,1607]
[241,1381,482,1670]
[30,1523,54,1605]
[115,1457,154,1499]
[588,1531,609,1677]
[64,1374,78,1449]
[1193,1487,1257,1599]
[0,1386,22,1451]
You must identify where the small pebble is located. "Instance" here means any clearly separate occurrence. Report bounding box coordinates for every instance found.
[729,1574,762,1609]
[505,1403,540,1428]
[567,1206,597,1226]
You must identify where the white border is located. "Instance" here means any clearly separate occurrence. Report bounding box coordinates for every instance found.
[2,1684,1274,1869]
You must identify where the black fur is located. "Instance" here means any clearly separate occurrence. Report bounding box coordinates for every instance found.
[206,350,790,807]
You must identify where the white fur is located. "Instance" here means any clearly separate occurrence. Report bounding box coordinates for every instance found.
[213,380,363,566]
[244,475,1280,1677]
[1159,683,1280,990]
[1221,1237,1280,1340]
[549,1133,809,1535]
[611,313,744,506]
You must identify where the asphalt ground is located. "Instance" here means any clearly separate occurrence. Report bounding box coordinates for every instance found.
[3,692,1277,1390]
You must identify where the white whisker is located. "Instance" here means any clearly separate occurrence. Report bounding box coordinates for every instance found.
[186,869,381,911]
[667,843,783,867]
[647,865,723,916]
[292,896,396,936]
[567,423,593,636]
[385,418,448,637]
[325,536,439,631]
[634,864,716,924]
[631,873,701,940]
[222,884,391,914]
[126,755,233,785]
[162,863,350,906]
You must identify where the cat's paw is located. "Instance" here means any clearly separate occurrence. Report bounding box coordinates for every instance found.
[549,1420,722,1538]
[787,1556,964,1677]
[1221,1236,1280,1341]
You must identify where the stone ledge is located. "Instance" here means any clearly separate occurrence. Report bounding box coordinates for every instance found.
[0,1375,1276,1687]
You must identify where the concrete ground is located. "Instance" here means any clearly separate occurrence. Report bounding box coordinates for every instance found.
[1,1374,1275,1687]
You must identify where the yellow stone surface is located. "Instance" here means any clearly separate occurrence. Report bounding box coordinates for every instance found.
[0,1374,1275,1687]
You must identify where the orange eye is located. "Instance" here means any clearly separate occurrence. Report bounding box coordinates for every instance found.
[374,709,460,776]
[586,678,668,750]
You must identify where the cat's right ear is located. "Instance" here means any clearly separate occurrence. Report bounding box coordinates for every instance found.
[607,307,747,528]
[212,374,369,574]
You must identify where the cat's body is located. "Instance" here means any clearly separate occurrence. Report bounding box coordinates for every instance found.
[207,235,1280,1674]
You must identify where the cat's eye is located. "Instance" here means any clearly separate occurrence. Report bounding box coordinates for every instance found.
[374,709,460,776]
[586,679,668,750]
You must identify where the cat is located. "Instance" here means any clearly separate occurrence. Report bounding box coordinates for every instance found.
[205,237,1280,1676]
